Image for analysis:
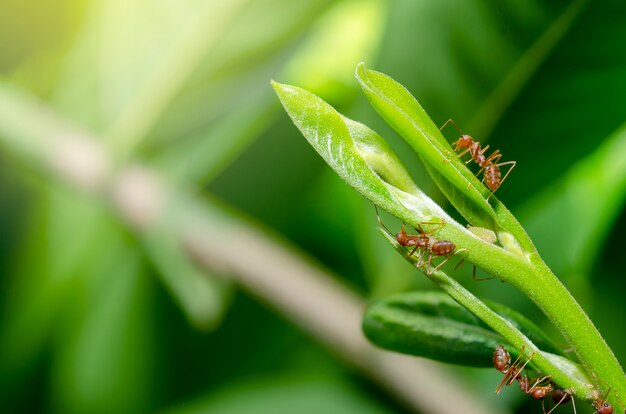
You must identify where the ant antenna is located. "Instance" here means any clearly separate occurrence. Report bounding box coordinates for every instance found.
[374,206,393,236]
[439,118,464,134]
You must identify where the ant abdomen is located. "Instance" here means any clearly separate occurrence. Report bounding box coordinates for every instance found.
[484,164,502,191]
[431,240,455,256]
[551,388,571,405]
[493,345,511,373]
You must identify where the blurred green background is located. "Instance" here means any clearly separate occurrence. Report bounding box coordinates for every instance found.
[0,0,625,413]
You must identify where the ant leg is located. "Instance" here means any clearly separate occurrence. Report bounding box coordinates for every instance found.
[413,248,426,267]
[438,118,463,134]
[473,149,500,182]
[546,390,571,414]
[440,118,467,164]
[486,161,516,201]
[428,256,447,275]
[497,365,522,394]
[472,265,494,281]
[495,161,516,187]
[510,352,536,384]
[425,253,437,275]
[486,149,501,159]
[414,222,426,235]
[452,258,487,282]
[485,151,502,166]
[444,147,471,163]
[417,220,446,234]
[453,257,464,271]
[526,375,550,392]
[374,206,394,237]
[416,251,432,272]
[429,248,467,275]
[408,244,421,258]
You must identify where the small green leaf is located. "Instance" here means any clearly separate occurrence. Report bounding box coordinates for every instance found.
[273,80,431,222]
[363,291,563,367]
[354,63,536,255]
[273,75,623,403]
[271,79,531,284]
[355,63,495,227]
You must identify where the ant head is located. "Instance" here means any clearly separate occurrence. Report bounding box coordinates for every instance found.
[454,134,474,148]
[531,387,550,400]
[395,227,408,244]
[595,400,614,414]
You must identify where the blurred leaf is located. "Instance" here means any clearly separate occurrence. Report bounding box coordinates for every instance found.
[281,0,385,101]
[151,0,386,186]
[146,0,334,150]
[51,241,154,414]
[104,0,250,155]
[468,0,589,138]
[483,1,626,207]
[151,102,275,185]
[53,0,248,143]
[162,375,393,414]
[520,124,626,280]
[0,189,117,392]
[50,0,333,154]
[0,81,233,329]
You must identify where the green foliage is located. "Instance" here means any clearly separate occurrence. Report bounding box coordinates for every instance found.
[273,64,626,406]
[2,1,626,414]
[164,375,393,414]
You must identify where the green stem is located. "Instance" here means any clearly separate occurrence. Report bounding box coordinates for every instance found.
[451,231,625,406]
[525,257,626,406]
[386,185,626,406]
[381,229,593,399]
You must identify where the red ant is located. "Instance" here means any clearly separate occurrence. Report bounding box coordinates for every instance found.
[494,345,575,413]
[439,119,516,199]
[493,345,535,394]
[375,207,465,275]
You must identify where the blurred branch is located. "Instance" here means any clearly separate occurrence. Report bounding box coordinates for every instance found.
[0,83,507,414]
[104,0,249,157]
